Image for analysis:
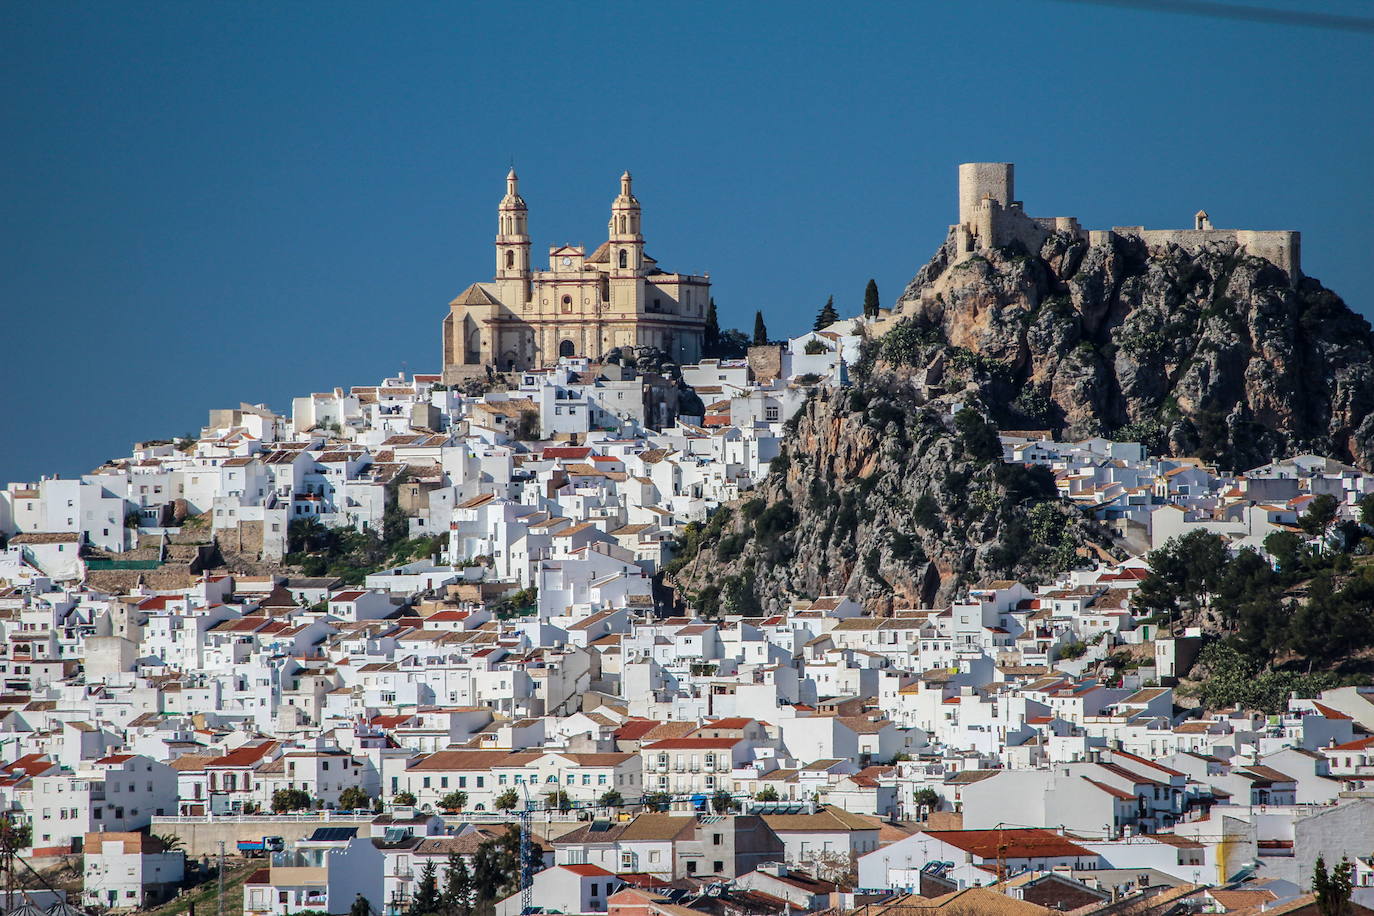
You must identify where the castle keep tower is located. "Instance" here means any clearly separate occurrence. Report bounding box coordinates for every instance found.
[442,171,709,382]
[958,162,1015,228]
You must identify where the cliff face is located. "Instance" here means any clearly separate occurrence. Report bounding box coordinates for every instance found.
[664,377,1109,615]
[901,231,1374,470]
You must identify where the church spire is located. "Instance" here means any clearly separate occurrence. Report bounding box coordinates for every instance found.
[609,170,643,274]
[496,168,529,279]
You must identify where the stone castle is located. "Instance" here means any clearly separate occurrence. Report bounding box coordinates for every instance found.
[441,170,709,382]
[952,162,1301,280]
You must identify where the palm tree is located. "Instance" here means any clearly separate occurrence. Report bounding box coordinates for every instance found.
[155,833,184,852]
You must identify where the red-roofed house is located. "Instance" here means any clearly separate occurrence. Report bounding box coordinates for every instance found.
[858,828,1100,890]
[497,863,624,916]
[206,741,280,814]
[327,589,395,622]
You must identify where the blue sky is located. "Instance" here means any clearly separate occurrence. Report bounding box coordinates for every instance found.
[3,1,1371,482]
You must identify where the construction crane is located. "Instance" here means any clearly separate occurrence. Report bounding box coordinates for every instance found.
[519,781,535,915]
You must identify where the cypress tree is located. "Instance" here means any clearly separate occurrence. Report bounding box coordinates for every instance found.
[443,853,472,915]
[814,295,839,330]
[409,859,441,916]
[704,298,721,355]
[753,311,768,346]
[864,279,880,318]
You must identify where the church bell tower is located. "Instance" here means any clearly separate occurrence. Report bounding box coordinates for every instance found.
[608,170,644,276]
[496,169,531,305]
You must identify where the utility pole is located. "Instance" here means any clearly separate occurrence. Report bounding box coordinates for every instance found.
[218,840,226,916]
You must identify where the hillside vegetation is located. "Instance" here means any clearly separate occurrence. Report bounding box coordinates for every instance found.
[665,357,1116,614]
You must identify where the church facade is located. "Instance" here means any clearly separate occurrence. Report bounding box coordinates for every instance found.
[441,170,710,382]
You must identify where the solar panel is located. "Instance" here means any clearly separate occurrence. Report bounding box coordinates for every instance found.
[307,826,359,842]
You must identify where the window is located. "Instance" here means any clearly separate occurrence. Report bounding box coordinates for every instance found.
[562,295,573,313]
[713,861,724,873]
[686,861,697,875]
[712,833,722,846]
[619,249,628,269]
[765,406,780,422]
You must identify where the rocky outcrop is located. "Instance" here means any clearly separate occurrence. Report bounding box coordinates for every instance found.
[664,374,1111,615]
[897,231,1374,470]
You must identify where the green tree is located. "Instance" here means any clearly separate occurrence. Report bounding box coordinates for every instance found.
[3,817,33,850]
[1300,493,1340,536]
[494,788,520,811]
[272,788,312,813]
[1130,530,1230,625]
[704,299,721,355]
[912,787,940,815]
[954,408,1002,463]
[392,790,417,807]
[338,786,372,811]
[711,790,735,814]
[442,852,471,916]
[1358,493,1374,527]
[350,893,375,916]
[755,785,780,802]
[597,789,623,808]
[1313,855,1354,916]
[1263,530,1307,575]
[753,311,769,346]
[544,789,571,812]
[470,825,540,905]
[438,791,468,812]
[642,791,673,811]
[814,295,839,331]
[863,278,880,319]
[409,860,441,916]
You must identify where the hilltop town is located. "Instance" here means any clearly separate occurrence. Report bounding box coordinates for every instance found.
[4,165,1374,916]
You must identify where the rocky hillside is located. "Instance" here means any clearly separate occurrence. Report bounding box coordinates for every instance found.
[664,371,1115,615]
[897,231,1374,470]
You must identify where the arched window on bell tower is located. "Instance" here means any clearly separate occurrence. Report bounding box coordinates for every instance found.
[506,250,515,270]
[619,249,628,269]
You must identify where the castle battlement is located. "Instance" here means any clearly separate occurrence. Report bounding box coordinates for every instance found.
[952,162,1300,282]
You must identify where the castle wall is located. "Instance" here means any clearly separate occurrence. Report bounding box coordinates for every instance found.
[951,162,1300,283]
[977,202,1085,257]
[1106,227,1300,278]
